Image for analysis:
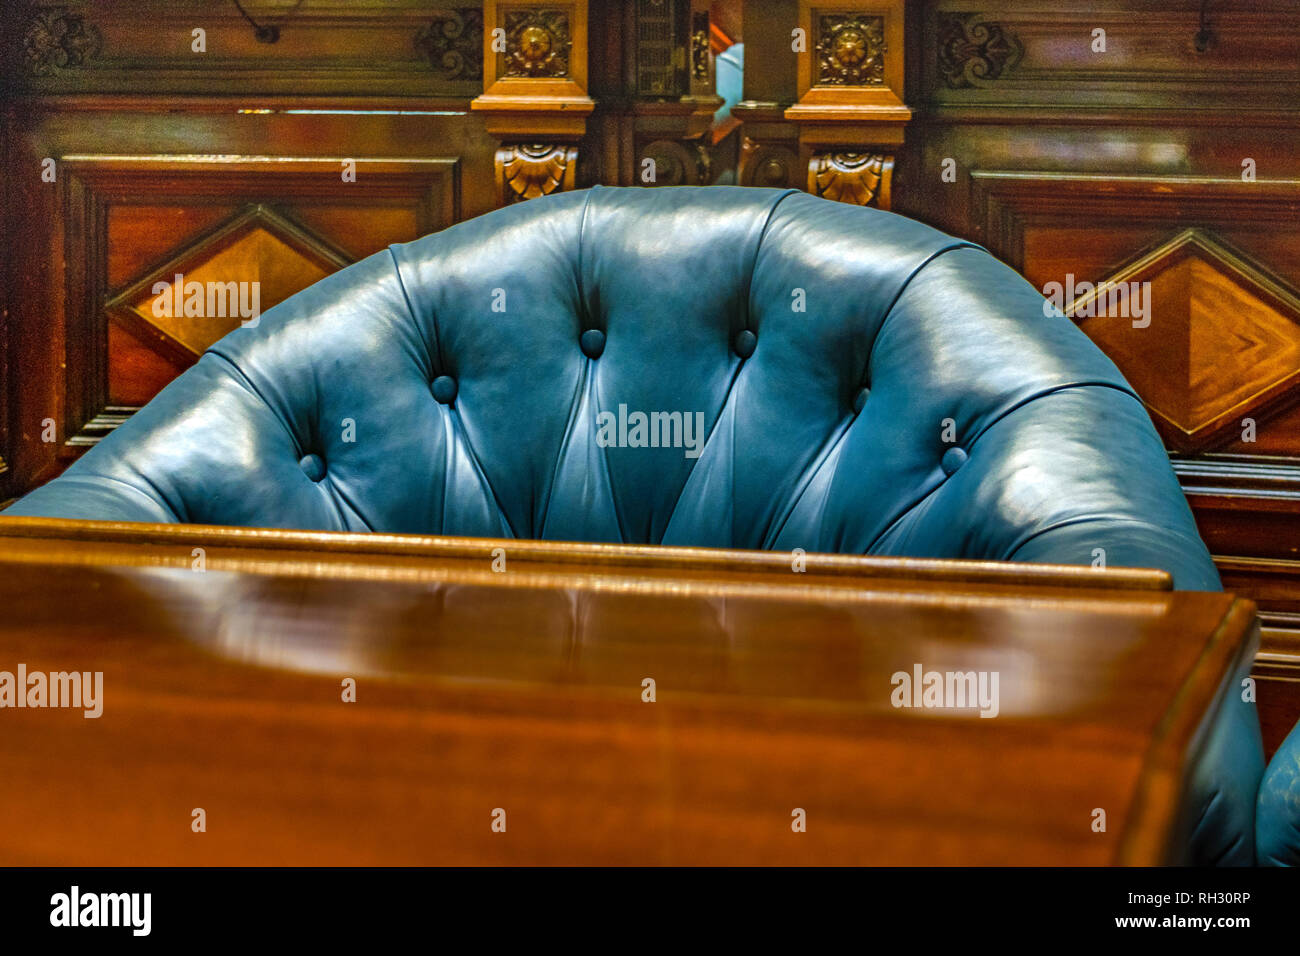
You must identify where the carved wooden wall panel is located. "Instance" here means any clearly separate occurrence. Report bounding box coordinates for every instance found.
[54,156,456,455]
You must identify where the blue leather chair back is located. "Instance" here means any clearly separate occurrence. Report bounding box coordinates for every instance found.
[8,186,1220,589]
[13,186,1283,865]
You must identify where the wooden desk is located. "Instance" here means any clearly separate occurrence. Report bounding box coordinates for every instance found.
[0,517,1257,865]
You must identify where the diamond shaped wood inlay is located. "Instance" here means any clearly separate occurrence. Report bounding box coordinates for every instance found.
[107,205,350,366]
[1072,229,1300,454]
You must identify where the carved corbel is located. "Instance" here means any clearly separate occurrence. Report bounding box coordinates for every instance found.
[808,152,893,207]
[496,143,578,203]
[784,2,911,208]
[471,1,593,206]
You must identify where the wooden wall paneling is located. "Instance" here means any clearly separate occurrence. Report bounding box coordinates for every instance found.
[10,1,487,99]
[58,155,458,452]
[2,97,495,495]
[914,1,1300,118]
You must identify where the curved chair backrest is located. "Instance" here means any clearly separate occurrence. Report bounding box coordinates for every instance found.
[8,186,1218,589]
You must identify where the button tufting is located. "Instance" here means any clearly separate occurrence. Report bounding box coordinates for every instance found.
[580,329,606,359]
[734,329,757,359]
[941,446,968,476]
[431,375,458,404]
[299,454,326,482]
[852,387,870,414]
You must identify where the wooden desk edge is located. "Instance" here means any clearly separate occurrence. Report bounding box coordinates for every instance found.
[1116,597,1260,866]
[0,515,1174,591]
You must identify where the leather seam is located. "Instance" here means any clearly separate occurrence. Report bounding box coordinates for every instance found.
[539,356,594,539]
[387,245,438,379]
[762,413,854,551]
[868,241,983,379]
[965,380,1145,449]
[867,383,1150,555]
[540,189,601,537]
[659,357,744,543]
[204,351,306,461]
[743,188,800,332]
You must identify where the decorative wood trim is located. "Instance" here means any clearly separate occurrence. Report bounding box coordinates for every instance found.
[471,0,593,140]
[784,1,911,206]
[639,138,710,187]
[786,0,910,129]
[413,7,485,82]
[968,172,1300,274]
[103,204,351,365]
[808,151,893,208]
[1071,228,1300,455]
[737,134,800,190]
[935,13,1022,90]
[58,155,459,449]
[0,515,1176,592]
[495,143,577,203]
[472,1,592,204]
[920,5,1300,114]
[10,2,489,97]
[21,7,102,77]
[815,12,888,86]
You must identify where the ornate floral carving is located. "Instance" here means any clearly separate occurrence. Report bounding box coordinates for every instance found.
[503,9,571,78]
[22,9,102,76]
[816,14,886,86]
[937,14,1023,89]
[414,8,484,81]
[809,152,893,208]
[691,12,710,82]
[497,144,577,203]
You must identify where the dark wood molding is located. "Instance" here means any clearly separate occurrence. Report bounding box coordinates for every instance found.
[413,7,485,83]
[20,6,102,77]
[969,172,1300,273]
[919,2,1300,114]
[58,155,458,452]
[7,1,487,98]
[935,12,1022,90]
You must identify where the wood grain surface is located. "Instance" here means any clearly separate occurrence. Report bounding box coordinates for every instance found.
[0,518,1257,865]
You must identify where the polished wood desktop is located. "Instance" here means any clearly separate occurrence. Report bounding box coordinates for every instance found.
[0,517,1257,865]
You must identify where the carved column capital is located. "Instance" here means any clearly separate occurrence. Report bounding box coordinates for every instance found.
[783,1,910,209]
[496,144,578,204]
[808,151,893,208]
[472,1,593,206]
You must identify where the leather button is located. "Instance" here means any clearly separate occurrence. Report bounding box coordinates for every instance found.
[299,454,326,482]
[941,446,968,476]
[431,375,458,404]
[734,329,757,359]
[580,329,606,359]
[852,387,870,414]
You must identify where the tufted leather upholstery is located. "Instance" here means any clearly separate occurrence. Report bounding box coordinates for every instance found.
[7,185,1282,863]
